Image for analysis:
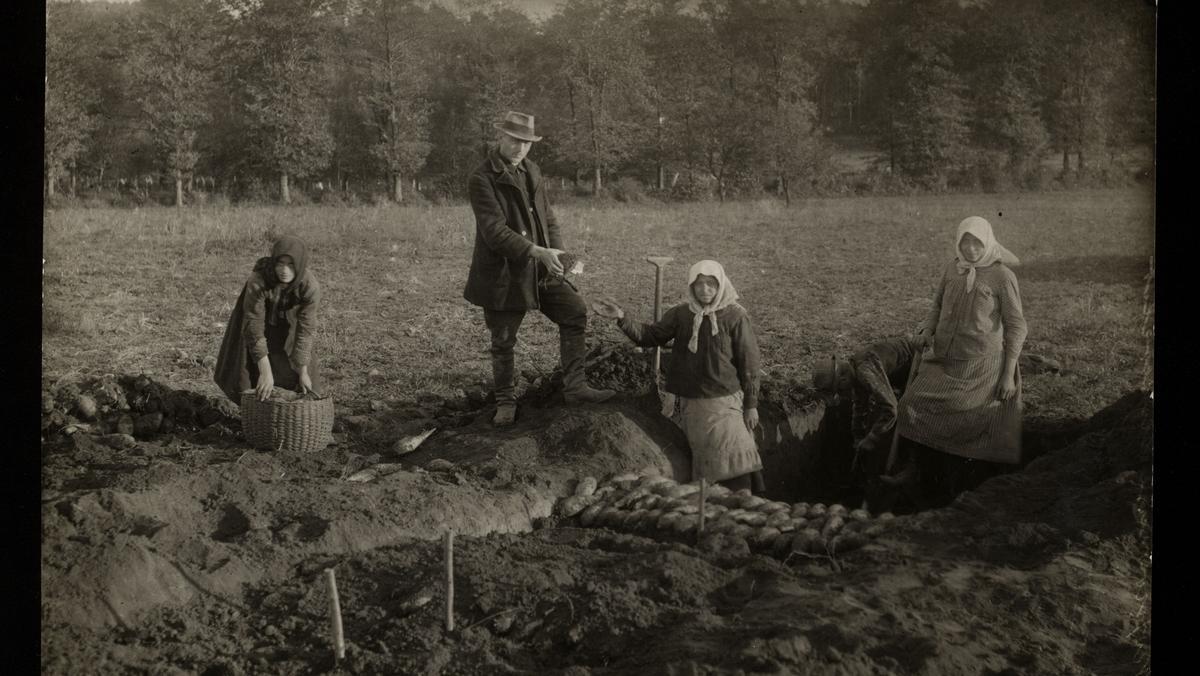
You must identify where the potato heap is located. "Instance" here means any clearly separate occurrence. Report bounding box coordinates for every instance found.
[556,472,896,559]
[41,374,239,441]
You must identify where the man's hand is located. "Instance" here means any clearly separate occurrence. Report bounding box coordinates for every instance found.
[996,373,1017,400]
[532,246,565,276]
[591,297,625,320]
[255,356,274,401]
[744,407,759,432]
[851,434,877,471]
[299,366,313,394]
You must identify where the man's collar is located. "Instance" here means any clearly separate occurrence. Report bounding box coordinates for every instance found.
[488,148,525,174]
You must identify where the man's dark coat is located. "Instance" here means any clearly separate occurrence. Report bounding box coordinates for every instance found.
[463,150,563,311]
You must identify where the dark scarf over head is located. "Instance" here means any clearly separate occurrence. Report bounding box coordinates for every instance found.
[252,235,310,326]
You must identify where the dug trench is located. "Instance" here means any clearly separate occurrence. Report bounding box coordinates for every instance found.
[40,346,1151,675]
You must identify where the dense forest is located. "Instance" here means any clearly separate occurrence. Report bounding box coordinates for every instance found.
[45,0,1155,205]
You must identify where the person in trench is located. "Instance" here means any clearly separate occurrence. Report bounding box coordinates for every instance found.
[893,216,1028,507]
[592,260,766,494]
[214,234,322,402]
[812,332,923,510]
[463,110,615,427]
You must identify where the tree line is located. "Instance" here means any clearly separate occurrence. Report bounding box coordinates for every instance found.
[45,0,1154,206]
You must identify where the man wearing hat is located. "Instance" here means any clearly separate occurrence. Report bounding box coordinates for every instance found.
[813,333,923,477]
[463,111,615,426]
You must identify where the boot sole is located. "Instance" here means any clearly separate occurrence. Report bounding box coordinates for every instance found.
[493,406,518,427]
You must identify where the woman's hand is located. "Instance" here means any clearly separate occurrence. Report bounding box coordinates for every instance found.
[915,326,935,349]
[591,297,625,320]
[255,356,274,401]
[743,407,759,432]
[299,366,313,394]
[996,373,1017,400]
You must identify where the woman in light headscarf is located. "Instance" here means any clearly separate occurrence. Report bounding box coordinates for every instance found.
[214,234,322,403]
[894,217,1027,506]
[592,260,765,492]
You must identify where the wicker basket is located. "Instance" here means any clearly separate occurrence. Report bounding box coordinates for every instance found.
[240,391,334,452]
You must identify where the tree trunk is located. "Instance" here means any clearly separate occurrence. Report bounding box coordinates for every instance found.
[593,166,602,197]
[855,63,864,130]
[782,175,791,207]
[281,172,291,204]
[657,163,664,191]
[656,108,665,191]
[1061,148,1069,174]
[175,171,184,208]
[47,168,56,198]
[69,165,76,198]
[889,109,896,175]
[1078,150,1086,172]
[393,172,403,202]
[187,174,194,193]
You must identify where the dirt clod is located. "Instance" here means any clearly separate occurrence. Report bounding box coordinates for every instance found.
[98,433,137,450]
[134,412,164,437]
[75,395,98,420]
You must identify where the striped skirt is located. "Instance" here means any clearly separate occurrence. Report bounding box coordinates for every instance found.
[679,391,764,482]
[896,350,1022,464]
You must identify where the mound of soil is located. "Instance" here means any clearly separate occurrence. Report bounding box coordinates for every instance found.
[41,357,1151,674]
[519,343,659,408]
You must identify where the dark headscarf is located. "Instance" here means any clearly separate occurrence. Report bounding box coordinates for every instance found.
[253,234,310,325]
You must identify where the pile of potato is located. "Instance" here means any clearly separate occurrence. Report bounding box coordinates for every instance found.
[556,472,895,558]
[41,374,239,440]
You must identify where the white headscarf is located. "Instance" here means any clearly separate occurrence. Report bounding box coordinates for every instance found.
[955,217,1019,293]
[685,260,741,353]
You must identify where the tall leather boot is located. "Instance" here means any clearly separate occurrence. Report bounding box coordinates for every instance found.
[492,352,517,426]
[560,333,615,405]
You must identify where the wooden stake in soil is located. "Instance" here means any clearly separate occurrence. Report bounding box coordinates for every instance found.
[697,479,707,537]
[325,568,345,661]
[444,530,455,632]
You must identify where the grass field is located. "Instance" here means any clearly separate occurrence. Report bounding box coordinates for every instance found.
[42,187,1154,423]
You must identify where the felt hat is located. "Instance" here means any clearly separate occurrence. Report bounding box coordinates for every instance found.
[493,111,543,142]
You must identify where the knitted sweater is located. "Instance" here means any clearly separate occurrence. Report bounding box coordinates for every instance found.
[617,303,760,408]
